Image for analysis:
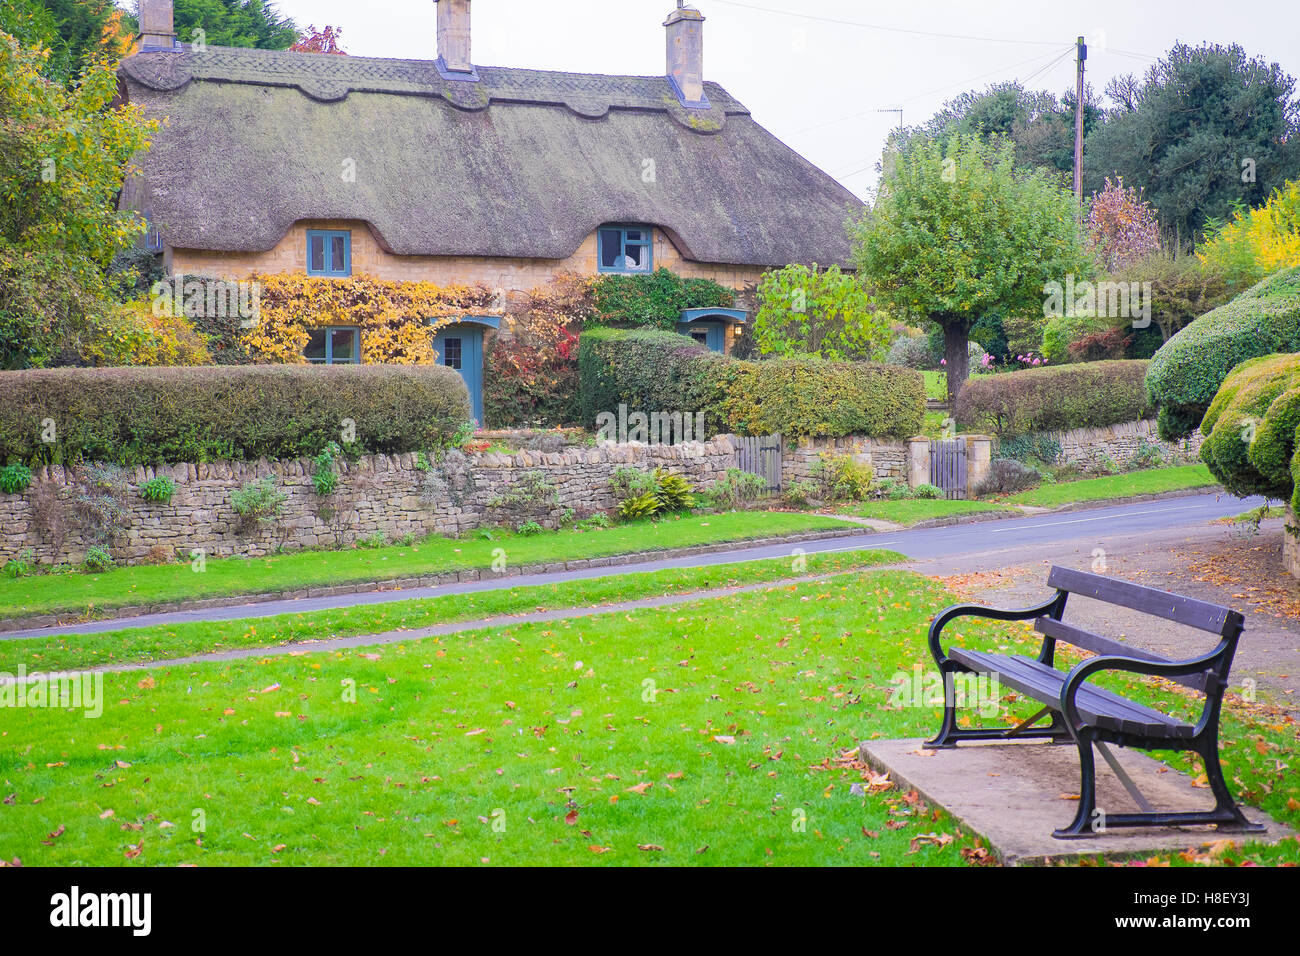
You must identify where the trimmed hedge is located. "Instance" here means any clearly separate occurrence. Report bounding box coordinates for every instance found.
[1146,266,1300,440]
[1199,352,1300,510]
[577,327,729,433]
[714,359,923,438]
[577,327,924,438]
[0,365,470,466]
[954,360,1154,437]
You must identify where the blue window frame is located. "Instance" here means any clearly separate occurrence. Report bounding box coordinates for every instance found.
[304,326,361,364]
[597,226,653,274]
[306,230,351,276]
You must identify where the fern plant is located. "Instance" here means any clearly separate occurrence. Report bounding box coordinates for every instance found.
[617,492,661,521]
[653,469,695,512]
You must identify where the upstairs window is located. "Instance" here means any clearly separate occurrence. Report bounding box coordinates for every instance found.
[304,326,361,364]
[307,230,351,276]
[598,226,653,274]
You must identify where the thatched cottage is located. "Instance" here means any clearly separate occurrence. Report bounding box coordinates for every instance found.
[118,0,861,418]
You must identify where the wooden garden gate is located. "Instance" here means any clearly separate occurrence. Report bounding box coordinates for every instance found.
[929,439,967,500]
[736,433,783,493]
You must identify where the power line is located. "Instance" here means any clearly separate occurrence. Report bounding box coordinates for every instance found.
[709,0,1061,47]
[796,45,1071,139]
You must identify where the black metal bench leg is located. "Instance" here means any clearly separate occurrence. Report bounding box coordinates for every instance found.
[1200,738,1267,832]
[1053,734,1099,839]
[924,662,961,748]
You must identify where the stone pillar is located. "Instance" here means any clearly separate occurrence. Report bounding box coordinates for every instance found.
[965,435,993,493]
[1285,503,1299,581]
[665,5,706,106]
[907,437,930,489]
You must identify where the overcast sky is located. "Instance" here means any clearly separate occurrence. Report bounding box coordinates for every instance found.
[248,0,1300,199]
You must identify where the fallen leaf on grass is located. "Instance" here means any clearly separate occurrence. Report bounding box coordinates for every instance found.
[712,735,736,745]
[637,844,664,852]
[625,782,653,795]
[589,845,611,854]
[564,810,579,826]
[908,832,954,854]
[41,825,66,846]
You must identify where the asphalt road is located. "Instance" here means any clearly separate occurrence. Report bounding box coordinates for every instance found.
[3,491,1265,640]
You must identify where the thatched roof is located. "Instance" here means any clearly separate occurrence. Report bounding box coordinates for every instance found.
[120,46,863,268]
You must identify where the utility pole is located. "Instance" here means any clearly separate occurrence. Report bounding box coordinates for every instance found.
[1073,35,1086,205]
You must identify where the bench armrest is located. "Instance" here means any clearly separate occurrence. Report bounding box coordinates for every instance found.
[927,592,1067,669]
[1058,643,1233,732]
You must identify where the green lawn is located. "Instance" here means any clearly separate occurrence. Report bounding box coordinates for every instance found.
[1004,464,1219,508]
[841,498,1007,525]
[922,369,992,401]
[2,568,1293,866]
[0,510,855,624]
[0,549,904,673]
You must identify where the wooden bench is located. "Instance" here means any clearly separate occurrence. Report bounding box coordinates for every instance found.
[925,565,1266,839]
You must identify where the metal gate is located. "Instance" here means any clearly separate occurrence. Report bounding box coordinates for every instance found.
[736,433,783,492]
[929,439,967,499]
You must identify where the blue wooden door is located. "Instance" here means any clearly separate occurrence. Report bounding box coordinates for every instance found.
[433,323,485,423]
[681,322,724,352]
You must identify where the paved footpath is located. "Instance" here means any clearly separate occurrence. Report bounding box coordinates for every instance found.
[2,491,1268,640]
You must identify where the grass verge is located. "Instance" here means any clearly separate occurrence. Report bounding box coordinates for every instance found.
[1,569,1293,866]
[840,499,1007,525]
[1004,464,1218,508]
[0,550,905,673]
[0,510,855,624]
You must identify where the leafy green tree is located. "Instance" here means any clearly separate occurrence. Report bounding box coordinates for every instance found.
[852,135,1090,402]
[1084,43,1300,243]
[170,0,298,50]
[891,81,1102,182]
[0,36,156,367]
[753,264,887,360]
[3,0,131,84]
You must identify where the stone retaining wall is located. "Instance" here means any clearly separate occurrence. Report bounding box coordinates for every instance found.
[1039,419,1203,472]
[0,437,736,565]
[781,436,908,486]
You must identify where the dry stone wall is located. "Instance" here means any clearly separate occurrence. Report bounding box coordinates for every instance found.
[0,437,736,565]
[1042,419,1203,472]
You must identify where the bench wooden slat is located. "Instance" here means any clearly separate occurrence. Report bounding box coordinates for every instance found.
[1046,566,1239,636]
[948,647,1195,739]
[1034,617,1211,693]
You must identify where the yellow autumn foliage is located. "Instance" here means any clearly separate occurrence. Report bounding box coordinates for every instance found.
[1200,179,1300,281]
[241,273,499,365]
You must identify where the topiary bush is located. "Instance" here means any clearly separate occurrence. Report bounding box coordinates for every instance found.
[0,365,470,466]
[954,360,1153,437]
[1199,352,1300,510]
[1146,266,1300,440]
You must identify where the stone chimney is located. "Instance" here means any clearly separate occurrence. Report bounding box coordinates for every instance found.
[138,0,177,52]
[436,0,474,76]
[665,4,707,108]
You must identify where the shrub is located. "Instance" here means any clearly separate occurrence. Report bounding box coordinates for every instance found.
[610,466,659,503]
[875,477,914,500]
[73,465,129,548]
[714,359,924,438]
[578,327,727,435]
[913,483,943,499]
[0,463,32,493]
[700,469,768,510]
[753,264,887,360]
[783,479,819,508]
[1146,266,1300,440]
[3,548,36,578]
[811,453,873,502]
[885,333,937,370]
[139,475,176,504]
[230,477,287,532]
[82,546,114,574]
[997,434,1063,466]
[1127,439,1169,471]
[312,443,341,496]
[0,365,470,466]
[590,268,733,330]
[1199,353,1300,510]
[955,361,1153,437]
[973,459,1042,496]
[653,470,695,512]
[617,492,661,521]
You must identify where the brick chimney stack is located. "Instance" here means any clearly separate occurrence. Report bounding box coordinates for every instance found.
[665,4,706,108]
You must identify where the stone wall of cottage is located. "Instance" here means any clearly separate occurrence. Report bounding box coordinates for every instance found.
[0,438,736,566]
[1028,419,1204,472]
[168,220,767,307]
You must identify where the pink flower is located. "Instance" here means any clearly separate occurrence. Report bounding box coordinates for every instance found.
[940,358,947,365]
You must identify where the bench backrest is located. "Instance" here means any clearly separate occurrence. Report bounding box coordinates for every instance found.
[1037,566,1245,694]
